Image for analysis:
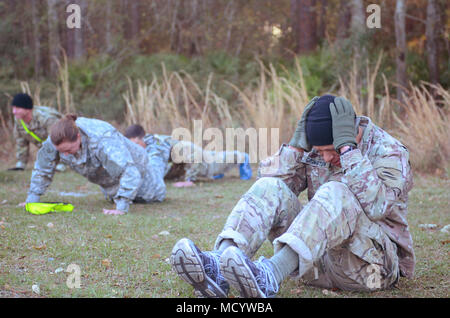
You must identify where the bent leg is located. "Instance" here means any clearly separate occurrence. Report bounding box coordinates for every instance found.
[273,181,399,291]
[214,177,303,258]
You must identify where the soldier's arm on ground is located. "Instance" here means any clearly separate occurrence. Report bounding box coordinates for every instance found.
[96,139,143,213]
[340,147,411,221]
[257,144,307,197]
[26,138,59,202]
[13,122,30,165]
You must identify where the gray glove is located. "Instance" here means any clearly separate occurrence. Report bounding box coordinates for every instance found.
[329,97,357,151]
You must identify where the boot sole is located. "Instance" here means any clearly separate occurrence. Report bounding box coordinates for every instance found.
[170,238,227,298]
[220,247,266,298]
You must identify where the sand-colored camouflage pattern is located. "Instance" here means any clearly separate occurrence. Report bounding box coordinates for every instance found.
[143,135,249,181]
[215,116,414,291]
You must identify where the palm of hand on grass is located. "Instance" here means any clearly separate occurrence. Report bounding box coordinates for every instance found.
[173,181,196,188]
[103,209,125,215]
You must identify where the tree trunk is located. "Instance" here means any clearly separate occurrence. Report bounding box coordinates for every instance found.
[73,0,86,60]
[336,1,351,41]
[105,0,113,53]
[123,0,140,43]
[317,0,327,40]
[47,0,60,74]
[130,0,140,40]
[291,0,317,53]
[426,0,440,84]
[395,0,407,102]
[31,0,41,77]
[349,0,365,113]
[350,0,365,32]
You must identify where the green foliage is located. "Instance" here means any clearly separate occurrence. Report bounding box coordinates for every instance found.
[127,54,191,79]
[407,52,430,85]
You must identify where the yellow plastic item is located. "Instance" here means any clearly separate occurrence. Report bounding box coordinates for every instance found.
[25,202,74,215]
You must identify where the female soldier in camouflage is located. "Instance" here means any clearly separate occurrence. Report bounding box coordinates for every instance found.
[24,114,166,215]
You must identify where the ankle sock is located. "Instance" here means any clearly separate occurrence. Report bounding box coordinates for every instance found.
[269,245,299,285]
[217,239,237,254]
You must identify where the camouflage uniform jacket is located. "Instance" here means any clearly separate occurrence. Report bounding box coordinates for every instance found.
[13,106,62,165]
[26,118,166,213]
[258,116,415,278]
[143,134,178,176]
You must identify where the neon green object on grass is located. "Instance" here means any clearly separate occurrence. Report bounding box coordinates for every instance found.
[25,202,74,215]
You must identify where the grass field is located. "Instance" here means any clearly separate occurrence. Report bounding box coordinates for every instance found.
[0,163,448,298]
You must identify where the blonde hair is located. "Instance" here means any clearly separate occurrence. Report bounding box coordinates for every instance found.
[50,114,79,145]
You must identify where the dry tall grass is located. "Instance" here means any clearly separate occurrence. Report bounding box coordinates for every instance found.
[226,59,310,144]
[2,54,448,173]
[123,57,449,172]
[123,64,233,135]
[337,53,449,172]
[338,53,393,128]
[393,83,450,172]
[124,59,310,152]
[54,51,75,114]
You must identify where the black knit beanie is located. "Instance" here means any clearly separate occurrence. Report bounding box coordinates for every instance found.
[11,93,33,110]
[305,94,335,146]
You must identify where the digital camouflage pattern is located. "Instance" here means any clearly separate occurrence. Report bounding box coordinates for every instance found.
[26,118,166,213]
[143,134,175,177]
[142,134,249,181]
[13,106,62,167]
[215,116,414,291]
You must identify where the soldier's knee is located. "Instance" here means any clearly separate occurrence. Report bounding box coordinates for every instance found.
[249,177,293,198]
[316,181,352,197]
[252,177,284,190]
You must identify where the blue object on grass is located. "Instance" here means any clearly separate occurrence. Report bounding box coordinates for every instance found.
[239,153,252,180]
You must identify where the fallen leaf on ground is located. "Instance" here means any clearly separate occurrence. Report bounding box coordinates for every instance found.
[31,284,40,295]
[322,289,338,296]
[33,244,46,250]
[151,254,161,259]
[101,259,112,268]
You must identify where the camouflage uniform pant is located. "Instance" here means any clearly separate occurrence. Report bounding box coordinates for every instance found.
[214,177,399,291]
[172,141,248,181]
